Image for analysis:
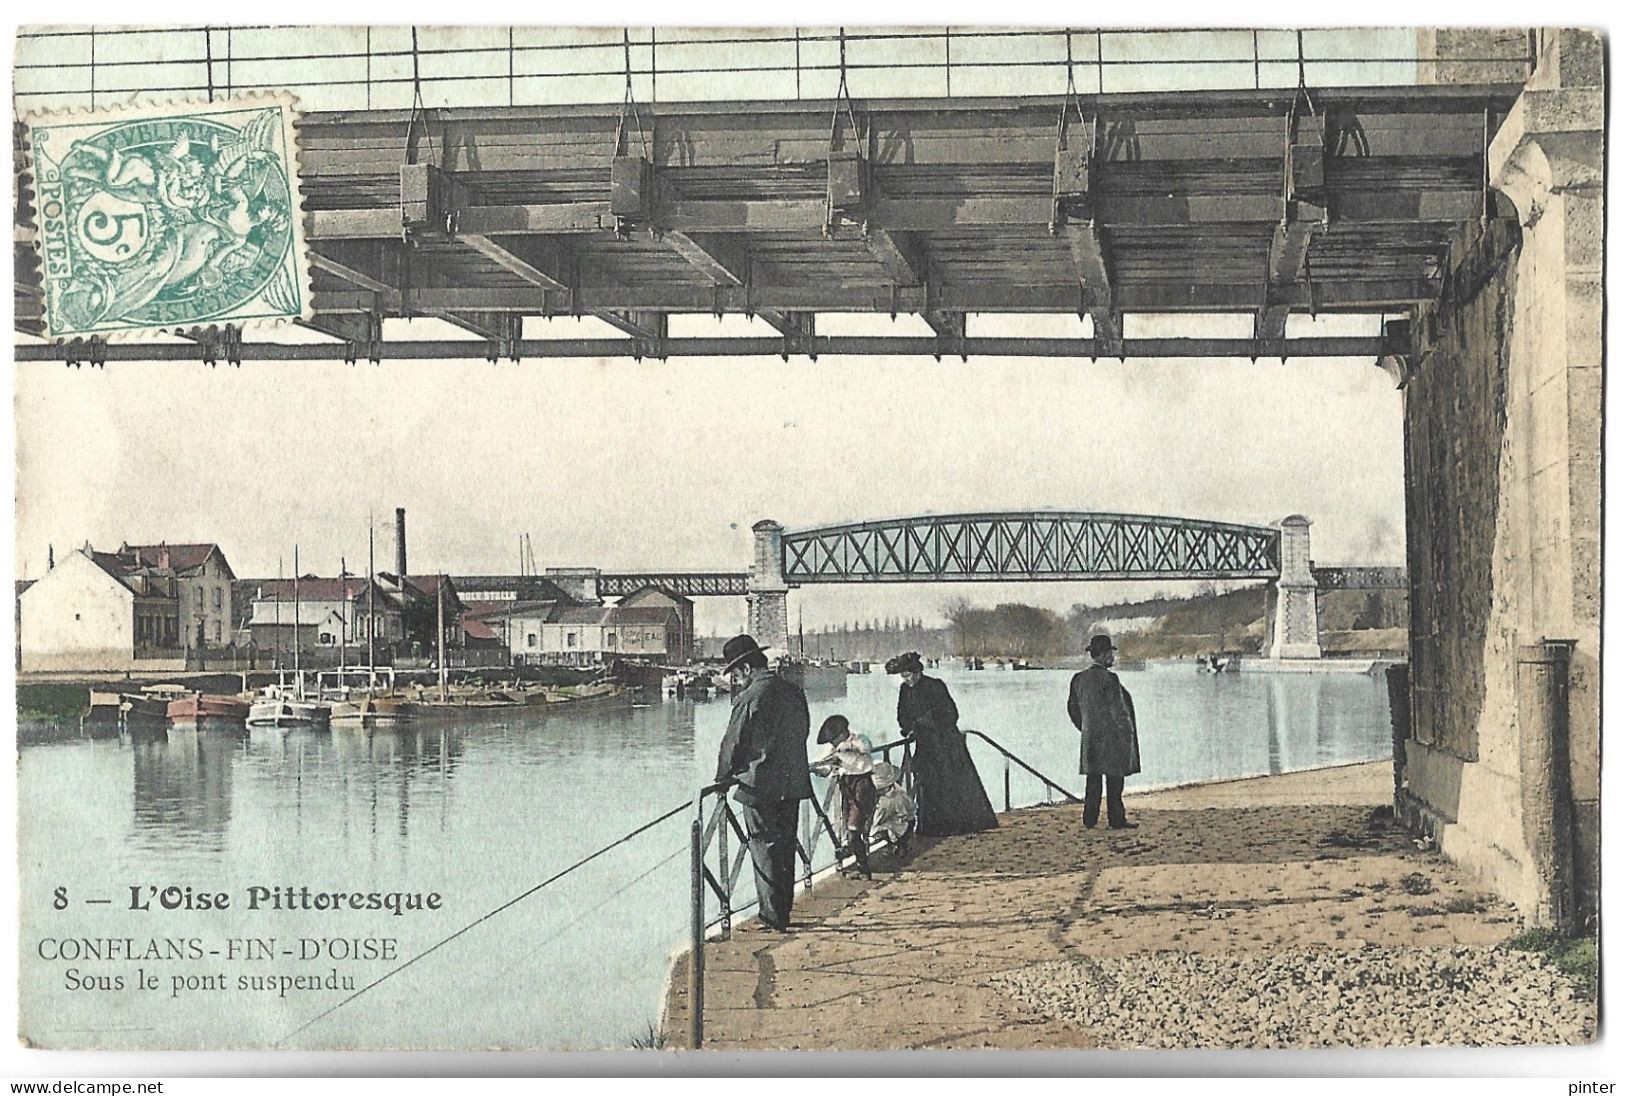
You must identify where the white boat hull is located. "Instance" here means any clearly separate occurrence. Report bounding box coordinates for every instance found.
[246,699,331,728]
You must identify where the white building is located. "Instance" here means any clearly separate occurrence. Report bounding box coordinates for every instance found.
[18,548,184,671]
[498,603,682,665]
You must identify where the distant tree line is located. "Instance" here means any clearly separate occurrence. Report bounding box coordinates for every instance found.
[944,599,1072,658]
[806,617,951,662]
[797,580,1394,662]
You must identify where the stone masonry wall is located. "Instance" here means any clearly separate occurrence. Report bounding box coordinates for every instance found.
[1399,30,1602,926]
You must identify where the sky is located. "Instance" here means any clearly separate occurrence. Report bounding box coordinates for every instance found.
[13,311,1406,635]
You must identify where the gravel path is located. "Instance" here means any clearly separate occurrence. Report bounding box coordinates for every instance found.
[990,946,1596,1049]
[665,764,1599,1050]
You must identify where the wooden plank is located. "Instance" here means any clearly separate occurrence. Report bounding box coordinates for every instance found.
[659,199,828,234]
[661,231,747,287]
[308,252,401,305]
[1061,221,1122,357]
[863,228,925,286]
[457,234,571,293]
[309,203,610,240]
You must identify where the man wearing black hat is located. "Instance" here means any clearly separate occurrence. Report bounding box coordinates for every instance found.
[714,633,813,931]
[1067,633,1142,829]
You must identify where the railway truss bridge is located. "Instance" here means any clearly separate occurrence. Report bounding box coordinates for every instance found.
[598,512,1405,660]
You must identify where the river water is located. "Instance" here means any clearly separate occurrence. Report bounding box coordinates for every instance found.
[16,665,1394,1051]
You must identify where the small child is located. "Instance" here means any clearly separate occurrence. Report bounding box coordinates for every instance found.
[869,761,915,858]
[810,714,875,879]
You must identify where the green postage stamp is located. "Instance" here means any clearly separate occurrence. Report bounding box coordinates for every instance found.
[22,94,309,340]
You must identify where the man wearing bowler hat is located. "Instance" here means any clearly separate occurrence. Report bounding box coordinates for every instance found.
[1067,633,1143,829]
[714,633,813,931]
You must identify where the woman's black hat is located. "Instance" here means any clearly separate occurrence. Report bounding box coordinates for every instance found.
[884,651,924,675]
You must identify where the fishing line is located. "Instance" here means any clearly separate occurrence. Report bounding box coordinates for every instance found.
[278,798,691,1043]
[482,841,690,992]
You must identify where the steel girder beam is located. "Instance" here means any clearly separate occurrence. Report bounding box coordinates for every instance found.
[599,573,749,597]
[1311,566,1408,591]
[754,309,817,357]
[307,277,1439,316]
[295,313,385,362]
[13,335,1390,363]
[308,190,1489,242]
[923,311,966,358]
[780,511,1282,583]
[592,310,668,357]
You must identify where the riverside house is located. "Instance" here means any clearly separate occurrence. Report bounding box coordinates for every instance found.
[246,575,407,663]
[497,602,683,666]
[18,546,184,671]
[99,542,236,656]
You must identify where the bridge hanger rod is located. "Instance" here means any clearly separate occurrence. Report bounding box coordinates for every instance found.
[16,335,1389,364]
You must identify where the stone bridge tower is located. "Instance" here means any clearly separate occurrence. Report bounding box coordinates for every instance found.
[1267,515,1322,660]
[745,519,792,653]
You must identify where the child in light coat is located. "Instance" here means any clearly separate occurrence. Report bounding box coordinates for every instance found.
[869,760,915,858]
[810,714,875,879]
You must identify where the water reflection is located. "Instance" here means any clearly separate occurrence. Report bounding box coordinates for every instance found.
[131,727,240,846]
[22,668,1391,1049]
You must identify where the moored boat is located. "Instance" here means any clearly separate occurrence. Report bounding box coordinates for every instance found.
[166,692,251,726]
[331,694,412,726]
[320,668,412,727]
[246,690,332,729]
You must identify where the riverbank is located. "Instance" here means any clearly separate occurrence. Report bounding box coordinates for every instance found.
[661,762,1595,1050]
[13,665,603,723]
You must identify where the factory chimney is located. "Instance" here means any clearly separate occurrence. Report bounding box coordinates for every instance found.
[395,508,408,578]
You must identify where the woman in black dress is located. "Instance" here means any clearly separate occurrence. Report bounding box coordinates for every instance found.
[885,652,997,835]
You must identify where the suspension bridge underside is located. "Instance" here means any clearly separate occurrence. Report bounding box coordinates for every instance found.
[15,84,1521,363]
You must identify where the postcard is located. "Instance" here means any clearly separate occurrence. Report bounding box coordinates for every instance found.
[10,24,1602,1054]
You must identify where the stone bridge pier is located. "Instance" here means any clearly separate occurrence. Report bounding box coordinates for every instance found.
[1266,515,1323,660]
[1393,29,1602,930]
[745,519,792,653]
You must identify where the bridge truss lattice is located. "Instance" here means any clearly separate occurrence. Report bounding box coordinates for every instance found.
[780,512,1281,584]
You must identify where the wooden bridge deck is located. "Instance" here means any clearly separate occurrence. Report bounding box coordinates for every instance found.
[17,84,1524,360]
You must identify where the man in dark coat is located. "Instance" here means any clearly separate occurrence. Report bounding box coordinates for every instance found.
[714,633,813,931]
[1067,633,1142,829]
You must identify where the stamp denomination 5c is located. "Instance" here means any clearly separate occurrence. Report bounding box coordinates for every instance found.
[22,94,309,340]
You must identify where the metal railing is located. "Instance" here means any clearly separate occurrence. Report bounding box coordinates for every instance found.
[12,26,1540,115]
[684,725,1077,1047]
